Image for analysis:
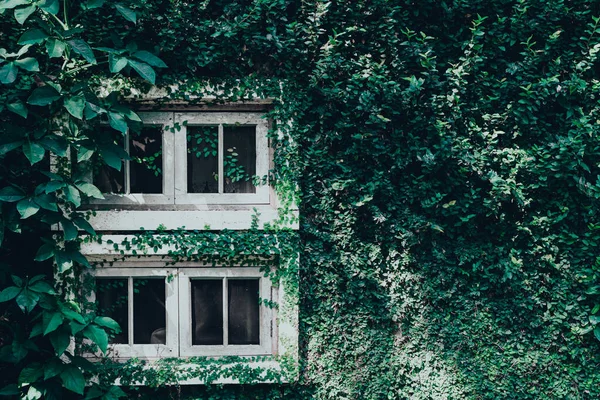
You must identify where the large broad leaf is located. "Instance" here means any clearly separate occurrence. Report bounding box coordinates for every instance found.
[76,145,94,162]
[127,59,155,84]
[67,39,96,64]
[73,217,95,235]
[14,57,39,71]
[48,325,70,355]
[60,366,85,395]
[60,218,77,241]
[94,316,120,332]
[108,53,128,73]
[0,62,18,84]
[7,100,27,118]
[35,243,55,262]
[99,146,124,170]
[133,50,167,68]
[22,141,45,165]
[29,280,55,294]
[0,385,19,396]
[108,111,127,133]
[0,186,26,202]
[38,135,68,156]
[0,0,30,10]
[46,38,66,58]
[14,4,36,24]
[43,312,64,335]
[114,3,136,23]
[38,0,58,14]
[27,86,61,106]
[69,250,90,268]
[83,325,108,354]
[15,289,39,313]
[0,286,21,302]
[75,182,104,199]
[34,193,58,211]
[18,364,43,386]
[43,358,65,380]
[54,251,73,273]
[18,29,48,45]
[85,0,105,9]
[64,94,85,119]
[64,185,81,207]
[16,198,40,218]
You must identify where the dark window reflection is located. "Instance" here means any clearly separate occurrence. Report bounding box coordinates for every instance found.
[96,278,128,344]
[133,278,166,344]
[228,279,259,345]
[130,127,162,194]
[223,126,256,194]
[187,126,218,193]
[191,279,223,345]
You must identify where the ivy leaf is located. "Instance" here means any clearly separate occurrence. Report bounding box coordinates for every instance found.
[15,289,39,313]
[75,182,104,199]
[18,29,48,45]
[0,286,21,302]
[132,51,167,68]
[14,4,36,24]
[7,100,28,118]
[108,53,128,73]
[34,243,54,261]
[0,0,30,10]
[17,198,40,218]
[64,94,86,119]
[127,59,155,84]
[14,57,39,71]
[0,186,26,202]
[27,85,61,106]
[60,366,85,395]
[83,325,108,354]
[22,141,45,165]
[0,62,18,84]
[46,38,66,58]
[108,111,127,133]
[67,39,96,64]
[38,0,58,14]
[61,219,77,241]
[64,185,81,207]
[114,3,136,24]
[94,316,120,332]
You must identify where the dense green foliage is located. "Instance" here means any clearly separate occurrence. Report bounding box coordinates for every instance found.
[1,0,600,399]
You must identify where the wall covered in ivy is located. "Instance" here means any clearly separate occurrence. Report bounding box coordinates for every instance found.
[2,0,600,399]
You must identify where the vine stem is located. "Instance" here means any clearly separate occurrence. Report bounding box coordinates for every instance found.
[63,0,69,29]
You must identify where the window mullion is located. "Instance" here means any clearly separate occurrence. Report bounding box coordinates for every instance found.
[218,123,224,194]
[128,276,134,345]
[124,132,131,194]
[223,277,228,346]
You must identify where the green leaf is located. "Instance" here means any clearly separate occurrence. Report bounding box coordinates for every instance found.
[99,147,123,170]
[74,217,95,235]
[43,358,65,380]
[0,140,24,156]
[64,185,81,207]
[61,218,77,241]
[43,312,64,335]
[15,57,39,71]
[27,85,61,106]
[14,4,35,24]
[18,29,48,45]
[29,280,55,294]
[0,0,29,10]
[64,94,85,119]
[132,51,167,68]
[595,325,600,341]
[38,0,58,14]
[108,111,127,133]
[0,384,19,396]
[60,366,85,395]
[7,100,28,118]
[35,243,54,261]
[83,325,108,353]
[18,364,43,386]
[0,286,21,302]
[54,251,73,273]
[0,62,18,84]
[77,146,94,162]
[61,307,85,325]
[114,3,136,23]
[69,251,90,268]
[108,54,127,73]
[15,289,39,313]
[0,186,26,202]
[45,38,66,58]
[94,316,120,332]
[38,135,67,156]
[127,59,155,84]
[48,326,70,355]
[17,198,40,219]
[75,182,104,199]
[67,39,96,64]
[85,0,105,9]
[22,141,45,165]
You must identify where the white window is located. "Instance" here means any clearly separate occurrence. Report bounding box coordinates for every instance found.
[87,111,270,206]
[90,260,275,359]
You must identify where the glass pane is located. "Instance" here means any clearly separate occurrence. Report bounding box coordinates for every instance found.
[223,126,256,194]
[93,129,125,194]
[187,126,218,193]
[96,278,128,344]
[191,280,223,345]
[133,278,166,344]
[130,127,162,193]
[228,279,260,345]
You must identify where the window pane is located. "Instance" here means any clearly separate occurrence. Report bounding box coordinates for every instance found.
[133,278,166,344]
[191,280,223,345]
[130,127,162,194]
[228,279,260,345]
[96,278,128,344]
[187,126,218,193]
[93,129,125,194]
[223,126,256,194]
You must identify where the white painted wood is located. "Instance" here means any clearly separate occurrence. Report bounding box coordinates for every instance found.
[218,123,224,194]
